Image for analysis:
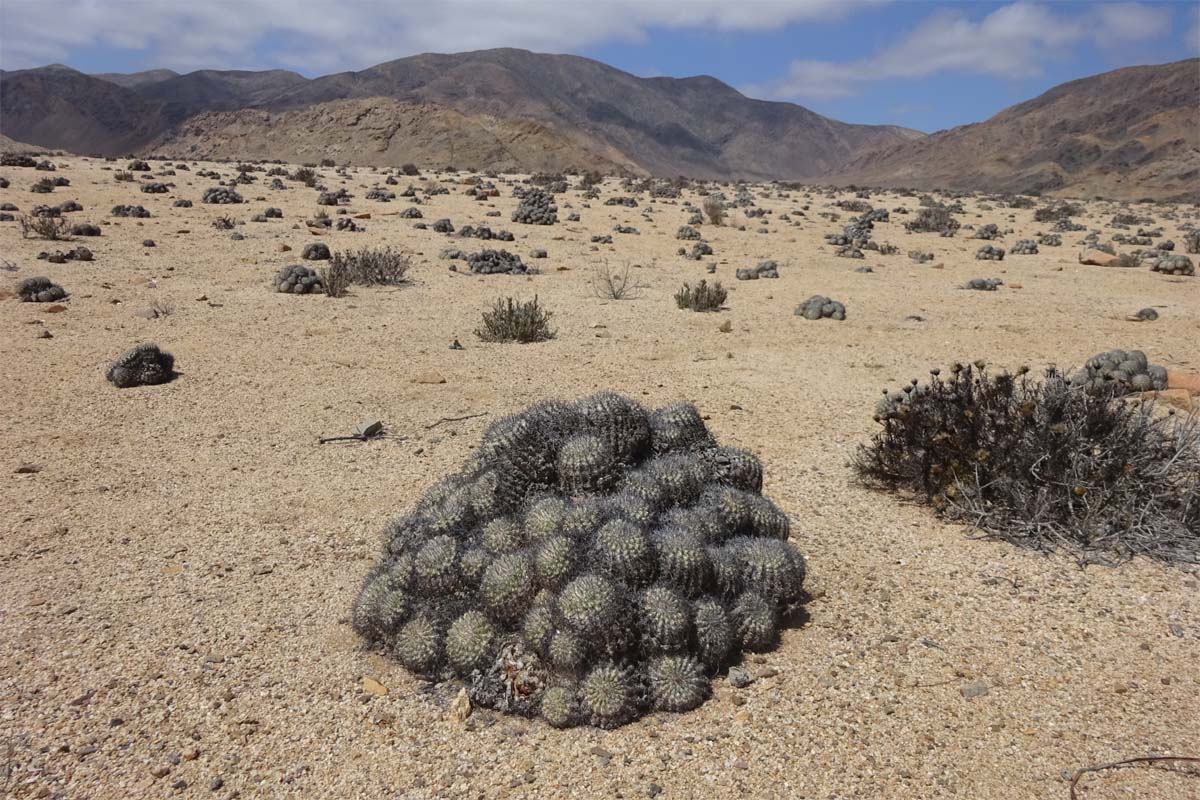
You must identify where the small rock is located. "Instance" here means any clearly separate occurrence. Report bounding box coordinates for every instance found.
[209,777,224,791]
[355,420,384,438]
[150,765,171,779]
[728,667,754,688]
[450,687,472,721]
[413,371,447,385]
[960,680,989,699]
[362,677,387,696]
[14,464,40,474]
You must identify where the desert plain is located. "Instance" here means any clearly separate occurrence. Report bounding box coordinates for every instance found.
[1,156,1198,799]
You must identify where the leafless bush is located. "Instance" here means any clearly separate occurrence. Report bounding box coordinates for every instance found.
[590,260,643,300]
[18,214,71,240]
[212,215,237,231]
[319,258,352,298]
[331,246,411,286]
[855,363,1200,565]
[114,170,134,182]
[475,296,556,343]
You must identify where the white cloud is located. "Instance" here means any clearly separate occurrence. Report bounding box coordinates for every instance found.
[747,1,1175,103]
[0,0,885,72]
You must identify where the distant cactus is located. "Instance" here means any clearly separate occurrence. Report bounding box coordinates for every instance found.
[105,344,175,388]
[351,393,807,727]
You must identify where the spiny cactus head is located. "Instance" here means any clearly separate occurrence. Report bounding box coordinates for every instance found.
[558,574,621,635]
[650,453,708,506]
[591,519,654,585]
[732,591,779,651]
[603,492,656,529]
[540,684,580,728]
[394,615,443,675]
[709,447,764,492]
[580,662,641,728]
[653,527,710,594]
[459,547,492,588]
[638,585,690,653]
[351,569,410,641]
[557,434,618,494]
[648,400,714,454]
[425,492,475,539]
[521,603,556,655]
[647,655,709,712]
[535,535,576,589]
[106,343,175,388]
[574,391,651,463]
[746,494,790,540]
[414,535,460,595]
[523,496,565,541]
[660,505,724,545]
[467,470,502,517]
[548,628,588,671]
[619,469,669,510]
[702,486,753,539]
[733,537,806,606]
[560,498,603,540]
[482,516,522,553]
[707,545,743,597]
[480,553,535,622]
[446,610,497,674]
[692,599,734,668]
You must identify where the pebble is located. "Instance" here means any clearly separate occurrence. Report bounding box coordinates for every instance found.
[960,680,989,699]
[728,667,754,688]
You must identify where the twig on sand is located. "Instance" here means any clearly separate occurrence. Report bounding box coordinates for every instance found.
[425,412,487,429]
[1068,755,1199,799]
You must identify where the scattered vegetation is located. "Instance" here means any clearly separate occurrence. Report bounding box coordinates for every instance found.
[329,246,411,285]
[18,214,71,240]
[675,280,727,312]
[855,363,1200,565]
[590,260,643,300]
[476,296,556,343]
[702,195,725,226]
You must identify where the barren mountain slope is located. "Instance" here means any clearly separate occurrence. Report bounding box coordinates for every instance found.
[834,59,1200,201]
[146,98,636,174]
[0,65,174,154]
[265,48,920,179]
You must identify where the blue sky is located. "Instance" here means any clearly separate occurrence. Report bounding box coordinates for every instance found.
[1,1,1197,132]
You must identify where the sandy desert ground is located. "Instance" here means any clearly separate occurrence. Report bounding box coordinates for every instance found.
[1,157,1198,799]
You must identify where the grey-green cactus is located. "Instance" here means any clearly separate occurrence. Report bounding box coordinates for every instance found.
[446,610,496,672]
[351,392,807,727]
[647,655,709,712]
[581,661,640,728]
[106,343,175,388]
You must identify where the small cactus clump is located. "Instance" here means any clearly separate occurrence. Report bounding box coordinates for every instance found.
[106,343,175,388]
[274,265,325,294]
[1010,239,1038,255]
[352,393,806,728]
[1069,349,1167,396]
[511,190,558,225]
[794,295,846,320]
[17,276,67,303]
[1150,254,1194,276]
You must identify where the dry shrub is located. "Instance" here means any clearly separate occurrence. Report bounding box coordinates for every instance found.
[332,246,410,286]
[854,363,1200,565]
[114,170,134,182]
[591,260,643,300]
[319,258,351,298]
[476,296,555,343]
[675,279,727,312]
[18,214,71,240]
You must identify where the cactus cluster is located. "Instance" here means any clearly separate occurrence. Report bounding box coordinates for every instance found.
[794,295,846,320]
[1150,254,1193,276]
[274,265,324,294]
[975,245,1005,261]
[735,261,779,281]
[352,393,806,728]
[17,276,67,303]
[1010,239,1038,255]
[1069,349,1167,395]
[201,187,243,204]
[106,343,175,388]
[963,278,1003,291]
[511,190,558,225]
[467,249,527,274]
